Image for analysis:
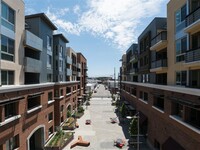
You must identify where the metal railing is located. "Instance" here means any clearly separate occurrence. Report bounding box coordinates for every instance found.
[185,48,200,62]
[151,31,167,47]
[185,6,200,27]
[151,59,167,69]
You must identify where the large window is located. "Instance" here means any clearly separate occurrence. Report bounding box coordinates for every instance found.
[1,2,15,31]
[48,92,53,101]
[27,96,41,110]
[47,54,52,68]
[6,135,19,150]
[4,103,16,119]
[186,107,200,129]
[176,37,187,62]
[172,102,183,118]
[1,70,14,85]
[175,4,186,25]
[1,35,15,61]
[47,36,52,49]
[153,96,164,111]
[176,71,187,86]
[48,112,53,122]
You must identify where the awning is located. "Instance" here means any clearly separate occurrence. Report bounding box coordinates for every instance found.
[123,100,130,105]
[127,105,135,111]
[0,96,25,105]
[151,92,164,98]
[167,96,200,109]
[28,92,44,98]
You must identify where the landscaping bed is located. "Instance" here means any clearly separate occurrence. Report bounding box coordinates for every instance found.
[45,131,74,150]
[62,117,76,130]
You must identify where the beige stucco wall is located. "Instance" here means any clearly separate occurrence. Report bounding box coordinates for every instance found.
[1,0,25,85]
[167,0,188,85]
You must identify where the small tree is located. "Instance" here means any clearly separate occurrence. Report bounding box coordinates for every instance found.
[120,103,126,118]
[129,118,138,136]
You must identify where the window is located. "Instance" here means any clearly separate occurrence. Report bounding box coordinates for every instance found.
[175,4,186,25]
[1,35,15,61]
[47,74,52,82]
[6,135,19,150]
[1,2,15,31]
[60,89,63,96]
[55,89,59,97]
[172,102,183,118]
[1,70,14,85]
[153,96,164,111]
[47,55,52,68]
[4,103,16,119]
[176,71,186,86]
[186,107,200,128]
[48,112,53,122]
[139,91,148,102]
[27,96,41,110]
[176,37,187,62]
[66,87,71,94]
[47,36,51,48]
[48,126,53,136]
[144,92,148,101]
[48,92,53,101]
[60,46,63,57]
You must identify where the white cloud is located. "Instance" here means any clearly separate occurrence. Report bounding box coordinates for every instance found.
[43,0,167,52]
[73,5,80,15]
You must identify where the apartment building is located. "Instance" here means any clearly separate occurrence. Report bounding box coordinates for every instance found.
[53,34,69,82]
[138,17,167,84]
[0,0,24,85]
[126,44,138,82]
[77,53,88,103]
[0,3,88,150]
[25,13,57,83]
[120,0,200,150]
[120,54,127,81]
[67,47,77,81]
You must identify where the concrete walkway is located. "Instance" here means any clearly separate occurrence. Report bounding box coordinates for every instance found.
[64,84,140,150]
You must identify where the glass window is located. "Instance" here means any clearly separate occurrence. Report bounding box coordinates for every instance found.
[6,135,19,150]
[47,36,51,48]
[175,4,186,26]
[176,71,186,86]
[48,112,53,121]
[1,2,15,31]
[1,70,14,85]
[176,37,187,62]
[5,103,16,119]
[48,92,53,101]
[1,35,15,61]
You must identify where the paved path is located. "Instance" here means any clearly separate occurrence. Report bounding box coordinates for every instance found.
[64,84,130,150]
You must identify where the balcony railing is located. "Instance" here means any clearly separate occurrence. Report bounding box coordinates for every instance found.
[66,68,72,76]
[151,59,167,69]
[185,48,200,63]
[185,6,200,27]
[151,31,167,47]
[24,30,43,51]
[66,56,72,64]
[24,57,42,73]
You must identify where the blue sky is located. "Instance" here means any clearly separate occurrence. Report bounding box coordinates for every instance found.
[24,0,169,77]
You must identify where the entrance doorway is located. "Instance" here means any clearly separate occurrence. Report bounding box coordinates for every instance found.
[28,126,45,150]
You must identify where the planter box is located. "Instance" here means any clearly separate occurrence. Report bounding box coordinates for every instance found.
[75,112,84,119]
[62,124,75,130]
[45,133,74,150]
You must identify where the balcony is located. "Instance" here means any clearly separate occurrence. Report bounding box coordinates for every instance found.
[129,68,138,74]
[84,66,88,71]
[24,57,42,73]
[185,7,200,33]
[77,63,81,69]
[150,59,167,73]
[72,71,76,75]
[77,72,81,77]
[66,68,72,76]
[185,48,200,66]
[130,55,138,63]
[24,30,43,51]
[66,56,72,64]
[150,31,167,51]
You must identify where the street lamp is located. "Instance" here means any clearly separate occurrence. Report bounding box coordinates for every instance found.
[126,112,140,150]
